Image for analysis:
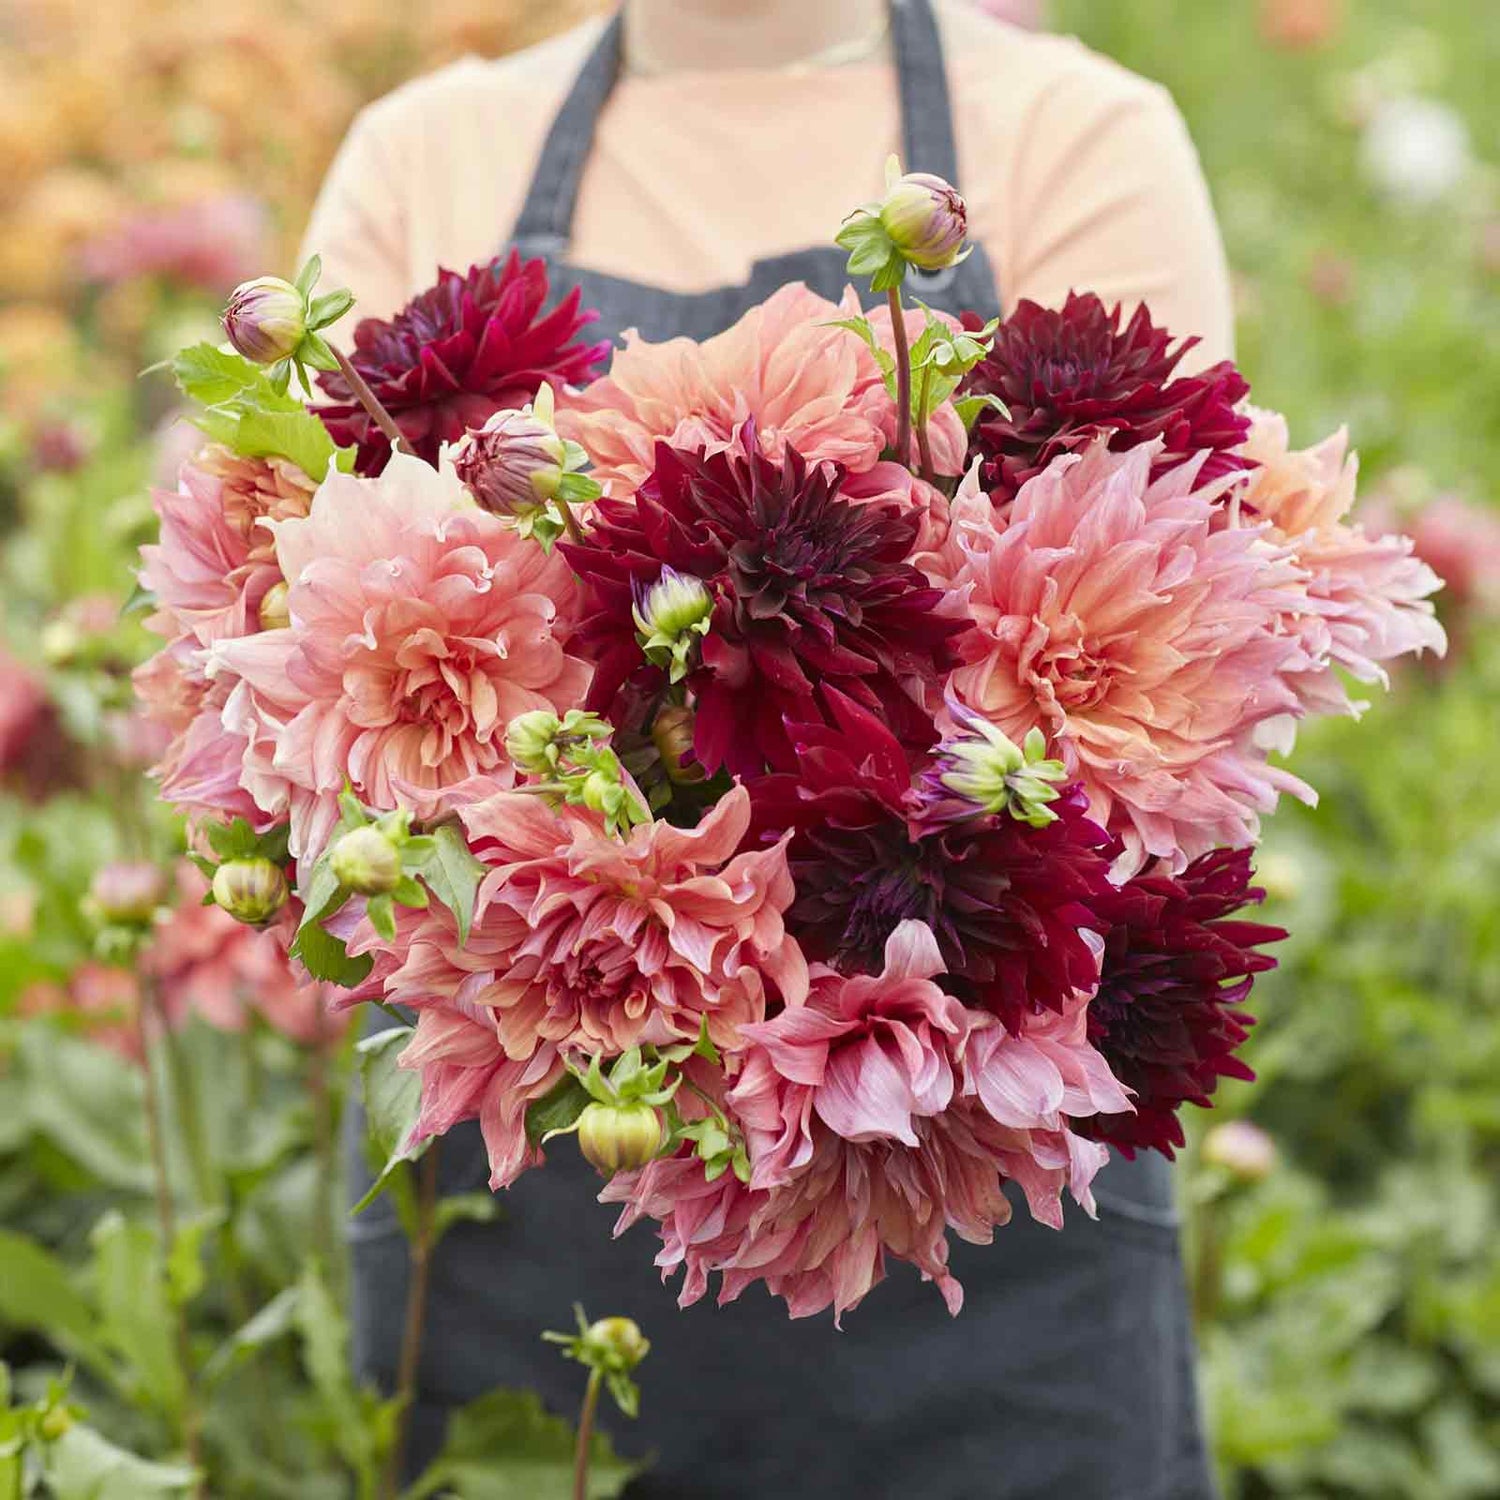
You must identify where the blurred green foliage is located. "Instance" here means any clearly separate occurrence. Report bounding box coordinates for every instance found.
[1058,0,1500,1492]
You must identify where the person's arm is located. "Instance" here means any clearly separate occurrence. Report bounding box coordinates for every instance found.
[999,67,1235,368]
[299,104,410,326]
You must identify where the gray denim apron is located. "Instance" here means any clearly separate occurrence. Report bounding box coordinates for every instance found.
[350,5,1217,1495]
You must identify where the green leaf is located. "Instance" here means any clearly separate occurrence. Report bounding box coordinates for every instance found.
[416,823,486,945]
[89,1212,184,1416]
[294,255,323,300]
[826,317,897,397]
[165,1210,225,1308]
[351,1026,428,1216]
[170,344,287,410]
[233,409,341,482]
[403,1388,641,1500]
[0,1230,99,1350]
[290,917,373,988]
[202,1286,302,1387]
[44,1424,198,1499]
[524,1074,592,1149]
[204,817,261,862]
[366,893,397,942]
[307,288,355,328]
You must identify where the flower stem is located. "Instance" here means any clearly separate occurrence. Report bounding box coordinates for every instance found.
[887,286,912,467]
[381,1142,442,1499]
[134,986,205,1498]
[555,493,586,546]
[308,1011,338,1297]
[915,360,936,485]
[331,347,420,462]
[572,1368,603,1500]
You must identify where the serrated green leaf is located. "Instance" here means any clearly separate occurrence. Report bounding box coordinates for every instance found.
[44,1424,198,1499]
[165,1210,225,1308]
[351,1026,428,1216]
[204,817,260,862]
[418,823,486,945]
[0,1231,99,1351]
[170,344,291,410]
[233,409,340,482]
[524,1074,592,1149]
[289,918,372,988]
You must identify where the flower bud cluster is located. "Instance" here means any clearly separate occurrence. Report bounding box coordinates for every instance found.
[504,709,649,836]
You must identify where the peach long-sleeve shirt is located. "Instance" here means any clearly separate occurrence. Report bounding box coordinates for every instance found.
[302,2,1234,365]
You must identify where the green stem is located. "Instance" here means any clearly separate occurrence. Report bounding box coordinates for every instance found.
[887,286,913,465]
[135,986,205,1498]
[381,1143,441,1500]
[555,493,586,546]
[573,1368,603,1500]
[308,1009,339,1298]
[160,1018,216,1212]
[331,346,419,462]
[915,360,936,485]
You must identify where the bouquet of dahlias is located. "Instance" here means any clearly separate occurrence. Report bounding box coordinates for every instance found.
[134,166,1444,1322]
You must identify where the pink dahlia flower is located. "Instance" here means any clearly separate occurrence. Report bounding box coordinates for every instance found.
[139,444,316,648]
[606,922,1124,1322]
[376,783,806,1066]
[942,438,1314,874]
[79,192,269,293]
[209,454,590,857]
[557,282,967,492]
[1238,409,1446,715]
[398,1001,567,1189]
[0,649,49,776]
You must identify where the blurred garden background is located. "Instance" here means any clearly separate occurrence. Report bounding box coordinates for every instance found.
[0,0,1496,1494]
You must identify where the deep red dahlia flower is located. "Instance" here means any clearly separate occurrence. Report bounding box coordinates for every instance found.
[748,690,1115,1027]
[562,432,964,779]
[960,292,1252,504]
[1078,847,1286,1159]
[313,252,610,474]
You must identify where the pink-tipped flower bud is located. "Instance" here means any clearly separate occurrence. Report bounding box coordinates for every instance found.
[452,408,567,517]
[211,857,289,926]
[576,1100,663,1175]
[329,825,402,896]
[89,862,167,926]
[879,170,969,270]
[1202,1120,1278,1183]
[222,277,308,365]
[258,580,291,631]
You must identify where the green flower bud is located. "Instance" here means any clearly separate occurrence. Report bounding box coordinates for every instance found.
[89,862,167,926]
[878,167,970,271]
[211,857,289,925]
[258,580,291,631]
[576,1100,663,1175]
[222,276,308,365]
[937,710,1067,827]
[633,568,713,683]
[505,709,566,775]
[580,1315,651,1374]
[329,825,402,896]
[38,1405,74,1442]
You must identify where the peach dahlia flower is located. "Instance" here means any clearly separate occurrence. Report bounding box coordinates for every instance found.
[209,453,590,858]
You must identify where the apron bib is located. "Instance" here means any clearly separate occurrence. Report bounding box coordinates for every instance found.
[350,6,1216,1495]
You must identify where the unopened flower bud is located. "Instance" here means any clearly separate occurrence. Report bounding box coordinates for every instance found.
[650,704,706,785]
[452,407,567,517]
[634,568,712,682]
[211,857,289,925]
[505,709,565,775]
[937,711,1066,827]
[38,1405,74,1442]
[1202,1120,1278,1183]
[329,825,401,896]
[577,1100,663,1175]
[879,170,969,271]
[258,580,291,631]
[222,277,307,365]
[89,862,167,926]
[580,1315,651,1374]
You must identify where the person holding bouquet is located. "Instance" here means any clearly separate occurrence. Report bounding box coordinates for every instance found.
[302,2,1236,1494]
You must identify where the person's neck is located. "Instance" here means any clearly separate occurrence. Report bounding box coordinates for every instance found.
[624,0,889,75]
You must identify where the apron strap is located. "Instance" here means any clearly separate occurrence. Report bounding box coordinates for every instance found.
[509,0,962,259]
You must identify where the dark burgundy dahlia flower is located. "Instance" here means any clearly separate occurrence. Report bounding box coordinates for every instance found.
[1078,848,1286,1159]
[748,691,1115,1028]
[562,432,965,779]
[960,292,1252,504]
[314,252,609,474]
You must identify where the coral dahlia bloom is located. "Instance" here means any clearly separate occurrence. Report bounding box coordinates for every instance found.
[556,281,968,491]
[314,252,610,474]
[139,443,316,647]
[565,434,963,778]
[944,439,1314,875]
[1237,408,1445,716]
[961,292,1251,505]
[209,453,590,857]
[377,783,806,1064]
[606,923,1123,1321]
[1080,848,1285,1158]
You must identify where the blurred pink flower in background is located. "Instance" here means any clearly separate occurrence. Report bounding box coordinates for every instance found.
[1258,0,1344,51]
[968,0,1047,28]
[1362,494,1500,619]
[19,964,141,1062]
[0,650,50,775]
[78,192,269,293]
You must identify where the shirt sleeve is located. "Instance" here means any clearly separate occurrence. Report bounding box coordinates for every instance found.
[298,104,411,328]
[1002,71,1235,368]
